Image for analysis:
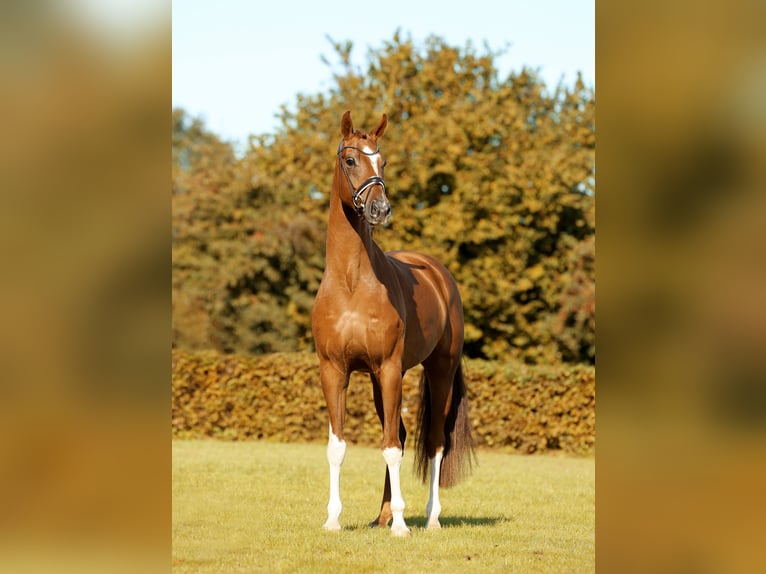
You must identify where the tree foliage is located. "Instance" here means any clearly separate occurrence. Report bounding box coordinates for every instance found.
[172,34,595,364]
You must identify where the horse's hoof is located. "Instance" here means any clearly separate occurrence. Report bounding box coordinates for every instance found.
[390,524,411,537]
[426,521,442,530]
[369,515,392,528]
[369,520,387,528]
[323,520,341,532]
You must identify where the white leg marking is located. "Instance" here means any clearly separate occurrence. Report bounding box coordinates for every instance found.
[382,447,410,537]
[426,448,444,529]
[324,429,346,531]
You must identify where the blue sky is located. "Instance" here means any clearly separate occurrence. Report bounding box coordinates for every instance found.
[172,0,594,147]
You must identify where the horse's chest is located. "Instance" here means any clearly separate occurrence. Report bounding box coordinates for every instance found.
[336,310,380,340]
[319,297,403,358]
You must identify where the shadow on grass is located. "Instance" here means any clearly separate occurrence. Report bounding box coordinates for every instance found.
[346,515,512,531]
[412,515,513,529]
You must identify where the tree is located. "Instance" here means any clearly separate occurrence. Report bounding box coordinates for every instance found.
[172,34,595,364]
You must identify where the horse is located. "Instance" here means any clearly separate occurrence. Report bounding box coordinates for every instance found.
[311,111,475,536]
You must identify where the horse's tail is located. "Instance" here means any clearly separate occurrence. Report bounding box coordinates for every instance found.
[415,362,476,488]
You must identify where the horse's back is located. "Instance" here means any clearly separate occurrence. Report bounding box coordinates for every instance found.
[386,250,461,303]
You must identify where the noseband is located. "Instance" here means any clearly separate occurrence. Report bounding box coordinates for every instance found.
[337,140,386,213]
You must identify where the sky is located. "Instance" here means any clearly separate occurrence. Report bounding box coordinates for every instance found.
[172,0,594,148]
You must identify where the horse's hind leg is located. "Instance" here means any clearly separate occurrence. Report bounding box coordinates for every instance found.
[369,373,406,528]
[421,355,457,530]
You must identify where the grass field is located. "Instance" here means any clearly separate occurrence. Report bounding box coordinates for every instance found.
[172,440,594,573]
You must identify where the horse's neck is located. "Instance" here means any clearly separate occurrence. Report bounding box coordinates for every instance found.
[325,177,382,293]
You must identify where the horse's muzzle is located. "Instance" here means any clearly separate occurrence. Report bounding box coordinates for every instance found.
[365,197,391,226]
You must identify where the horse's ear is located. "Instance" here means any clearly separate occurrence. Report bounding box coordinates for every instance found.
[341,111,353,138]
[371,113,388,141]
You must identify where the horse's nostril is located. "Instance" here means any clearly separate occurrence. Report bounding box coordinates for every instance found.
[368,200,390,221]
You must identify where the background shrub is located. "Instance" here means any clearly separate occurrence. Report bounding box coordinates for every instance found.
[172,350,595,455]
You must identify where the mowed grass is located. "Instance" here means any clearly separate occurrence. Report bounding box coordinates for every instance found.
[172,440,594,573]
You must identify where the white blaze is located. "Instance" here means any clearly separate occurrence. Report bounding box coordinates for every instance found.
[359,141,383,176]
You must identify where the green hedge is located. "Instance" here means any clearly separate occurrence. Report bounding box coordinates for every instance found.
[172,350,595,455]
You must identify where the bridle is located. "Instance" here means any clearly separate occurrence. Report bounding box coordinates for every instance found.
[337,139,386,213]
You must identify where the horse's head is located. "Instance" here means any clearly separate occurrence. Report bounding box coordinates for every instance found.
[337,110,390,226]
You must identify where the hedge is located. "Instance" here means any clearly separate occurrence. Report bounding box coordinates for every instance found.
[172,350,595,455]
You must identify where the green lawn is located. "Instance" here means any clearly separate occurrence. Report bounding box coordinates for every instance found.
[172,440,594,573]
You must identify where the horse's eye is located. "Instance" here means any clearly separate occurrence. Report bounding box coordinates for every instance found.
[345,157,355,167]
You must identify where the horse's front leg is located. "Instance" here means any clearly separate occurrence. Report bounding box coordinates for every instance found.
[369,373,407,528]
[320,362,348,531]
[377,361,411,537]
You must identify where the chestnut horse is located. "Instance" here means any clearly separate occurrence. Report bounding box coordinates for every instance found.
[312,111,474,536]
